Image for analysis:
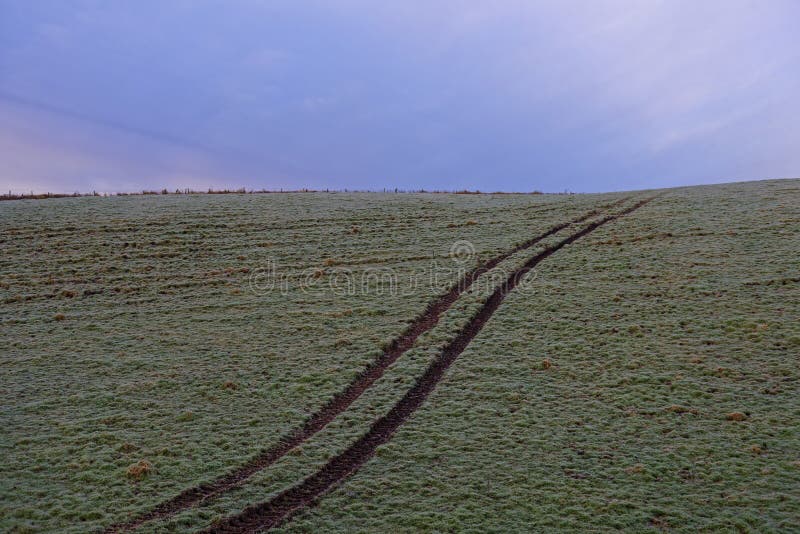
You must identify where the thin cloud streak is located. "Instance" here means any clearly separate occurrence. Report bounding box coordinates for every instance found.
[0,91,222,154]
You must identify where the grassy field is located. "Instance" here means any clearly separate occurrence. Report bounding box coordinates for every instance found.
[1,180,798,532]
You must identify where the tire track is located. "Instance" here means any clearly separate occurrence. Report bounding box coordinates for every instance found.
[202,196,655,533]
[106,197,629,533]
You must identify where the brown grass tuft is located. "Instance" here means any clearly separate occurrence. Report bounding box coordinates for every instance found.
[53,313,66,321]
[649,515,670,531]
[323,258,337,267]
[125,460,153,480]
[665,405,698,415]
[540,359,552,370]
[625,464,645,474]
[726,412,748,421]
[334,338,352,348]
[118,443,139,453]
[222,381,238,390]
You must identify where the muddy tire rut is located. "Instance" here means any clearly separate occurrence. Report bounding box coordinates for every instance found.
[107,198,629,533]
[201,197,654,533]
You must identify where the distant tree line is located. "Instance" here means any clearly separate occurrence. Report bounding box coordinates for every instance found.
[2,187,556,201]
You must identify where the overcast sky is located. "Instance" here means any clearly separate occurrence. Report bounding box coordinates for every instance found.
[1,1,799,193]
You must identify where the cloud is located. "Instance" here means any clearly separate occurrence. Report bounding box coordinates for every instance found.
[0,0,799,192]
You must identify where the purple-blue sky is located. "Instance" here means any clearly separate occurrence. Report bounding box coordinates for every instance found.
[1,1,799,193]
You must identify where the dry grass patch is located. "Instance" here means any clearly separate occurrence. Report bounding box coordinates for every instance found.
[625,464,645,474]
[665,405,698,415]
[125,460,153,480]
[118,443,139,454]
[726,412,748,421]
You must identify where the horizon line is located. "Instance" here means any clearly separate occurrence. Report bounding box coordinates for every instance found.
[2,177,797,202]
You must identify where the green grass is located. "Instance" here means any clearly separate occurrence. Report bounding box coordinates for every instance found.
[0,191,607,532]
[1,181,797,532]
[285,180,800,532]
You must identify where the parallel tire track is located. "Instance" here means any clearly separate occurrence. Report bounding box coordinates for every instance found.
[107,198,629,533]
[203,197,655,533]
